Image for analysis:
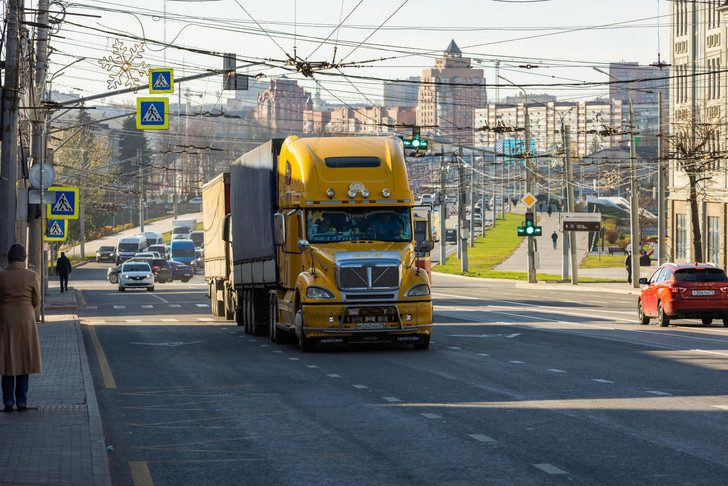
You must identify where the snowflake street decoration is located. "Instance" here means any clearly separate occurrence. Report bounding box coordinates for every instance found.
[98,39,150,92]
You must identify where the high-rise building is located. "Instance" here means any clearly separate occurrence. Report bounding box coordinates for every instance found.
[383,77,420,107]
[417,40,486,145]
[255,78,311,135]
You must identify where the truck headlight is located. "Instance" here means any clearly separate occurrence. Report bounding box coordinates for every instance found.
[405,284,430,297]
[305,286,335,299]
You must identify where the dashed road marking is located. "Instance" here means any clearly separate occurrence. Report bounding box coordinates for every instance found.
[477,353,490,357]
[509,360,524,364]
[547,369,566,373]
[260,344,269,347]
[196,304,208,307]
[161,318,177,322]
[592,379,613,384]
[469,434,496,443]
[449,346,462,350]
[113,305,125,309]
[647,390,672,396]
[328,374,341,378]
[533,463,568,475]
[197,318,214,322]
[505,333,521,338]
[288,357,300,361]
[383,397,401,402]
[141,305,153,309]
[169,304,181,308]
[421,413,441,419]
[274,351,283,354]
[306,365,318,368]
[126,319,142,323]
[86,305,98,309]
[353,384,368,389]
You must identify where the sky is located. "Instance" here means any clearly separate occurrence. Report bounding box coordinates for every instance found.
[35,0,670,110]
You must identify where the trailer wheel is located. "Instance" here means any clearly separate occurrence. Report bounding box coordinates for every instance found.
[243,290,253,335]
[269,294,280,343]
[224,284,235,321]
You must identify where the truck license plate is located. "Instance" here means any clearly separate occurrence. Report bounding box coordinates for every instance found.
[692,290,715,296]
[356,322,385,330]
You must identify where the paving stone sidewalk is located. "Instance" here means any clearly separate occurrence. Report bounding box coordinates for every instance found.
[0,289,110,486]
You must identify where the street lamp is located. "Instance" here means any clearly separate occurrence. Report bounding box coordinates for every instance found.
[594,67,653,289]
[498,75,536,283]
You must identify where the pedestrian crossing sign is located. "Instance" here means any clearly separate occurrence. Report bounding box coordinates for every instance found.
[46,186,79,219]
[136,98,169,130]
[149,69,174,94]
[44,219,68,242]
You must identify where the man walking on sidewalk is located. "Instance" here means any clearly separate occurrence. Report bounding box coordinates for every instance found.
[551,231,558,249]
[55,252,72,293]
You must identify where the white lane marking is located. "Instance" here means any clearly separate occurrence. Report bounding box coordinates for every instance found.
[161,318,178,322]
[126,319,142,323]
[506,333,521,338]
[383,397,401,402]
[113,305,125,309]
[197,318,214,322]
[260,344,269,347]
[196,304,208,307]
[306,365,318,368]
[87,321,105,324]
[288,357,300,361]
[478,353,490,357]
[274,351,283,354]
[86,306,98,309]
[592,379,613,384]
[712,405,728,411]
[547,369,566,373]
[647,390,672,396]
[328,374,341,378]
[169,304,181,308]
[141,305,154,309]
[469,434,496,443]
[509,360,524,364]
[449,346,462,350]
[533,463,568,475]
[147,293,169,304]
[421,413,441,419]
[353,384,368,389]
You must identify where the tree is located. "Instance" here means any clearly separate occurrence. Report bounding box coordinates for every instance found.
[118,116,149,183]
[667,109,724,262]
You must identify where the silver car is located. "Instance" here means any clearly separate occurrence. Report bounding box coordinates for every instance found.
[118,262,155,292]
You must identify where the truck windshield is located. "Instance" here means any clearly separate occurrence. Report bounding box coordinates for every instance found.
[306,208,412,243]
[172,227,187,234]
[118,243,139,252]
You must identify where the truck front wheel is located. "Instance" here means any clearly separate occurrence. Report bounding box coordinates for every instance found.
[269,294,280,343]
[296,302,315,352]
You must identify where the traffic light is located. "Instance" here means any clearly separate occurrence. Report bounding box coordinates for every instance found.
[403,135,429,149]
[517,212,542,236]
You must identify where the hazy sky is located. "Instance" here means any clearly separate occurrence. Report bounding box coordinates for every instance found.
[40,0,669,108]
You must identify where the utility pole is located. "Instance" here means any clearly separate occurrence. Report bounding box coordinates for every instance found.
[80,148,87,257]
[657,90,666,265]
[564,125,578,284]
[458,146,468,272]
[629,94,639,288]
[0,0,22,268]
[28,0,50,279]
[439,146,446,266]
[138,149,145,232]
[469,160,475,247]
[524,98,536,283]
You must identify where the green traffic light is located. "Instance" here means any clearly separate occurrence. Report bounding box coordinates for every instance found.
[412,139,421,147]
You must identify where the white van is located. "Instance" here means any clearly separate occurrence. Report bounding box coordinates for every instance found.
[116,235,148,264]
[141,232,164,245]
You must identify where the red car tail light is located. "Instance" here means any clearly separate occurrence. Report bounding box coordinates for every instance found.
[669,285,686,294]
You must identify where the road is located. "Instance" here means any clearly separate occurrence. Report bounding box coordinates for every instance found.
[73,264,728,485]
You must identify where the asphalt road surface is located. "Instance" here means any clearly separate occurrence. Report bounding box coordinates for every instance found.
[73,264,728,485]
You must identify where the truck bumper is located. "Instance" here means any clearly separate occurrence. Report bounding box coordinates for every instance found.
[300,301,433,340]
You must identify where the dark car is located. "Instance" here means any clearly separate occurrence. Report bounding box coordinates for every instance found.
[168,260,194,282]
[150,259,172,283]
[96,245,116,263]
[638,262,728,327]
[445,228,457,244]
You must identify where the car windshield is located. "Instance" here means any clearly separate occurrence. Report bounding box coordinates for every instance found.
[173,248,195,257]
[123,263,150,272]
[306,208,412,243]
[674,268,728,282]
[99,246,114,251]
[118,243,139,252]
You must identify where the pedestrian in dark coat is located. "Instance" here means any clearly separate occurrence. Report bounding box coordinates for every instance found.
[0,243,42,412]
[625,251,632,284]
[55,251,72,292]
[547,205,552,217]
[551,231,558,249]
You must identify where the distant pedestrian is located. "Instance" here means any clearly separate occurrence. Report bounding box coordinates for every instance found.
[551,231,558,249]
[0,243,42,413]
[547,205,552,217]
[625,251,632,284]
[55,252,72,293]
[538,202,543,212]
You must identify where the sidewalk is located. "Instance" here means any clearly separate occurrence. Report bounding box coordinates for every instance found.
[0,287,111,486]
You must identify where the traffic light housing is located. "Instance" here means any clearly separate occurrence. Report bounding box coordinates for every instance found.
[403,135,429,149]
[517,212,542,236]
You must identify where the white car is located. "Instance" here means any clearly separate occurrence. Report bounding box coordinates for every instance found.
[188,197,203,204]
[118,262,155,292]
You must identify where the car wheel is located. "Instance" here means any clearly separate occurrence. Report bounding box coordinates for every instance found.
[147,286,154,292]
[118,286,125,292]
[109,274,118,284]
[702,318,713,326]
[181,278,190,283]
[638,300,650,325]
[723,318,728,327]
[658,302,670,327]
[96,257,100,263]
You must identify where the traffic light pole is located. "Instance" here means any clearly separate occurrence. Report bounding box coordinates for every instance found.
[524,99,536,283]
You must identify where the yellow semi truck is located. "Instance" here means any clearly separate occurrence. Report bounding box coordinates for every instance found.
[203,136,433,351]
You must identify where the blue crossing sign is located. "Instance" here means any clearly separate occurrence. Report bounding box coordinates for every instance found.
[44,218,68,242]
[46,186,79,219]
[137,98,169,130]
[149,69,174,94]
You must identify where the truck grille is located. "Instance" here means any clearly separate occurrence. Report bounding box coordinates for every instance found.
[337,264,399,291]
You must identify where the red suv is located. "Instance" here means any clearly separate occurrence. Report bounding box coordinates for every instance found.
[638,262,728,327]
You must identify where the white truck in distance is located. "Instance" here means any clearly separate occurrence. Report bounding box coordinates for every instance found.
[172,218,197,240]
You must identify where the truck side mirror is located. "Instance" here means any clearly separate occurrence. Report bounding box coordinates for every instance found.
[273,213,286,246]
[417,240,434,253]
[297,239,311,252]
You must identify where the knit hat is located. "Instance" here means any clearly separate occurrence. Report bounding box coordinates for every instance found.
[8,243,27,262]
